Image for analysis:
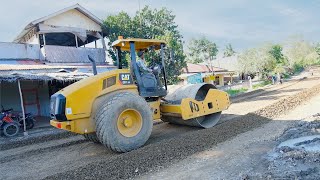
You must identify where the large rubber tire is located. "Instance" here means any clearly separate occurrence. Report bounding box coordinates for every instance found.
[3,123,19,137]
[95,92,153,152]
[83,133,100,143]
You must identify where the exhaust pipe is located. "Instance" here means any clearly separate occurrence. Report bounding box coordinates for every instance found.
[88,55,98,75]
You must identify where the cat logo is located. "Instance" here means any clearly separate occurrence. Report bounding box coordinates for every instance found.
[119,73,133,85]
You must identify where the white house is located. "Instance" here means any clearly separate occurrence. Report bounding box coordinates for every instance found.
[0,4,115,120]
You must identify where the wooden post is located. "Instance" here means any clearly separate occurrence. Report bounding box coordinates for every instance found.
[75,35,78,48]
[42,33,47,60]
[18,80,27,136]
[43,33,46,46]
[95,41,97,48]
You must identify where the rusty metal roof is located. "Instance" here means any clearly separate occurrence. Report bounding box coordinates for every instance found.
[0,64,116,82]
[0,72,91,82]
[0,60,115,71]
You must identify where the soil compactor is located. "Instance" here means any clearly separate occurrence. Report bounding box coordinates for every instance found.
[50,38,230,152]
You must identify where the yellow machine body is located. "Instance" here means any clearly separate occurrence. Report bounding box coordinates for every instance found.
[51,85,230,134]
[51,69,139,134]
[160,89,229,120]
[50,38,230,143]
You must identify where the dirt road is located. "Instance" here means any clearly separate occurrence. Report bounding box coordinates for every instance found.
[1,70,320,180]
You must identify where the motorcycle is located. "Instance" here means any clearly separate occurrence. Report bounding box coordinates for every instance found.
[1,106,35,130]
[0,110,19,137]
[16,113,35,130]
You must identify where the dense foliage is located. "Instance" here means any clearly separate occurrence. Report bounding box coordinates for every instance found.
[104,6,186,84]
[238,37,320,78]
[186,36,218,64]
[223,43,236,57]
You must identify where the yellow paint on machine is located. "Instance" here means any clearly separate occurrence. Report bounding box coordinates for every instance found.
[58,69,138,121]
[50,69,138,134]
[50,118,93,133]
[148,99,161,120]
[51,99,162,134]
[160,89,230,120]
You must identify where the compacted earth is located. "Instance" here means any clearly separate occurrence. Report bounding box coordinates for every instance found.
[1,68,320,180]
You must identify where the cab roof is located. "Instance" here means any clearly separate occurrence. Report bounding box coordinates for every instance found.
[111,38,166,51]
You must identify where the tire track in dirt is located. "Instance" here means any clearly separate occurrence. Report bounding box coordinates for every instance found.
[0,130,75,151]
[0,139,87,164]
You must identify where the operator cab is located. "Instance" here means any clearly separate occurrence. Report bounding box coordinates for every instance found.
[112,38,168,97]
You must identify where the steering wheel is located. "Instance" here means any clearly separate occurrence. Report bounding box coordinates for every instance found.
[152,64,162,75]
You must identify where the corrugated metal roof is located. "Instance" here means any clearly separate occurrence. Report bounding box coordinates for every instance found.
[0,63,115,71]
[0,72,91,82]
[0,65,116,82]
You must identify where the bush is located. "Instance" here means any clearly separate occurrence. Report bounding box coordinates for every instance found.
[293,63,304,74]
[282,72,290,79]
[225,88,248,96]
[253,80,271,89]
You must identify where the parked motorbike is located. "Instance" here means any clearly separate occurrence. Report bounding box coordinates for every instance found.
[17,113,35,130]
[0,110,19,137]
[1,106,36,130]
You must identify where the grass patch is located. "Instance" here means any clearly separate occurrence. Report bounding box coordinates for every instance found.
[253,80,271,89]
[225,88,248,96]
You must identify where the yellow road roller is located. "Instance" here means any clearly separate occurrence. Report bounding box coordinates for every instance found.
[50,38,230,152]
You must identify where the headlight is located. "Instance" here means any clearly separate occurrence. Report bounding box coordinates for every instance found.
[50,94,67,121]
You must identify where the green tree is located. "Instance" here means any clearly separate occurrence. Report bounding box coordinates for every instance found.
[186,36,218,71]
[315,43,320,56]
[269,44,284,64]
[283,37,318,69]
[156,32,186,84]
[223,43,236,57]
[238,44,276,77]
[104,6,186,84]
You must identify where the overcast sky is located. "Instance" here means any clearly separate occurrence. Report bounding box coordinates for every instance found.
[0,0,319,51]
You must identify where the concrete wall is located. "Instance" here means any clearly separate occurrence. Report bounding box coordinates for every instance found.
[44,45,106,63]
[44,9,101,32]
[0,81,50,117]
[0,42,41,60]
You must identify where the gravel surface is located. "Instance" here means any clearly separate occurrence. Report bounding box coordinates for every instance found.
[0,138,86,164]
[141,87,320,180]
[0,128,75,151]
[45,83,320,180]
